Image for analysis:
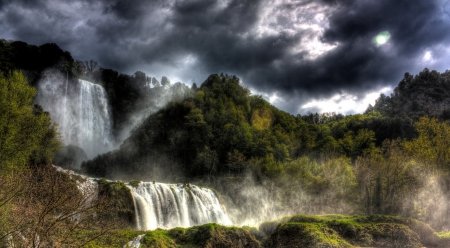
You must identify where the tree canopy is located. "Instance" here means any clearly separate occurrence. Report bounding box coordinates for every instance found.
[0,71,60,171]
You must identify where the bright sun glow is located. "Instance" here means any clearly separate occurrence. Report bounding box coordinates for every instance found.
[423,51,432,61]
[373,31,391,47]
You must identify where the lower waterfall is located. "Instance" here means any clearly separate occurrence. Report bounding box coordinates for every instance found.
[54,166,232,230]
[130,182,232,230]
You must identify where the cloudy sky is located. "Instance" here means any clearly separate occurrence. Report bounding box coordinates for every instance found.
[1,0,450,115]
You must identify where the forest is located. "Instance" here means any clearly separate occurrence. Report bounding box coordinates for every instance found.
[2,39,450,247]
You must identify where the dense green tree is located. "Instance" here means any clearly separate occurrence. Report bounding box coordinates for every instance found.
[355,140,419,215]
[0,71,60,172]
[369,68,450,121]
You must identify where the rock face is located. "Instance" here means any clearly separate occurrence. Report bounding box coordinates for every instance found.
[53,145,88,169]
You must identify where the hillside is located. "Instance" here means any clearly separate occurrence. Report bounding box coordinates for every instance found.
[82,73,417,180]
[366,68,450,120]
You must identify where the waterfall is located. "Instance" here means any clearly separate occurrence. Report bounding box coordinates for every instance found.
[53,165,232,231]
[36,73,113,159]
[130,182,232,230]
[76,79,112,156]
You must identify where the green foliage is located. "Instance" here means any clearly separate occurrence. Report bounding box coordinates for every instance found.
[368,68,450,121]
[83,74,302,179]
[404,116,450,169]
[0,71,61,172]
[251,107,274,130]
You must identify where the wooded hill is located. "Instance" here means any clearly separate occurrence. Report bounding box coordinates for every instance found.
[367,69,450,120]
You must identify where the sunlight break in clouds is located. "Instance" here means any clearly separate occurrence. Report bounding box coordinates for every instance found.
[301,87,392,115]
[255,1,338,60]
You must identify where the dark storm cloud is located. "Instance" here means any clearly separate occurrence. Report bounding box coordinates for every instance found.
[257,0,450,93]
[242,0,450,113]
[1,0,449,114]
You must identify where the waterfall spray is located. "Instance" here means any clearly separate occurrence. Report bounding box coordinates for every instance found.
[35,74,113,159]
[129,182,232,230]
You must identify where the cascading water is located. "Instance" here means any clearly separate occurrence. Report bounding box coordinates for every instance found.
[36,73,112,158]
[130,182,232,230]
[76,79,112,155]
[53,166,232,230]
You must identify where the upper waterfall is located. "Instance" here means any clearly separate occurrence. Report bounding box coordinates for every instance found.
[130,182,232,230]
[36,73,113,159]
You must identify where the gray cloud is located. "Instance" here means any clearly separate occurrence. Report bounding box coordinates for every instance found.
[1,0,449,114]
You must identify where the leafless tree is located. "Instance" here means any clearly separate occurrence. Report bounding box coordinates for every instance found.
[0,165,122,247]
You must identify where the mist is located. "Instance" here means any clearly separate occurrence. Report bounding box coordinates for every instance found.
[35,69,113,162]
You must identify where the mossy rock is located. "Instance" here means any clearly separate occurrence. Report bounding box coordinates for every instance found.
[260,214,439,248]
[140,229,176,248]
[174,223,260,248]
[353,215,440,247]
[367,223,421,248]
[265,222,352,248]
[97,179,135,227]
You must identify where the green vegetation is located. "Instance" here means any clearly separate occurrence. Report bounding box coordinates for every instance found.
[83,223,259,248]
[96,179,136,227]
[367,68,450,121]
[262,214,440,248]
[0,71,60,171]
[67,215,446,247]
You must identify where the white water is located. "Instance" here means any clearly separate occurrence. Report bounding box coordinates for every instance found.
[124,234,145,248]
[77,79,112,156]
[53,166,232,231]
[130,182,232,230]
[36,74,112,158]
